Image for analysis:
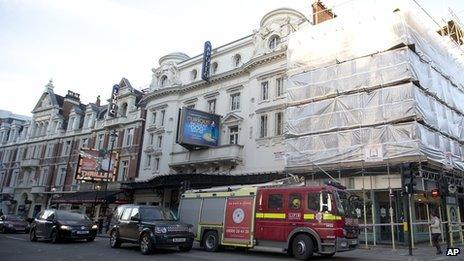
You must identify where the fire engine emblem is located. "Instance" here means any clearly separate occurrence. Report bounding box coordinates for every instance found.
[315,212,322,222]
[232,208,245,224]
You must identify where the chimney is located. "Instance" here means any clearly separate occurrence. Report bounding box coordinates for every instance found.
[96,95,101,106]
[312,0,336,25]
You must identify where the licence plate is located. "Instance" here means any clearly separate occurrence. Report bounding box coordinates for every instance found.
[350,239,358,245]
[76,230,89,234]
[173,238,186,243]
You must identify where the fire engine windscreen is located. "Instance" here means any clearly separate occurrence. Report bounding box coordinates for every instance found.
[285,5,464,171]
[335,191,361,219]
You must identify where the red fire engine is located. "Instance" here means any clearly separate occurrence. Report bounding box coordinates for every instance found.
[178,176,359,260]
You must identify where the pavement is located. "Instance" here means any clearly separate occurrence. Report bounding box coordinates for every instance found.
[1,232,463,261]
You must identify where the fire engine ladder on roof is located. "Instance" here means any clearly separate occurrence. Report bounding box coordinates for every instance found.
[187,174,305,193]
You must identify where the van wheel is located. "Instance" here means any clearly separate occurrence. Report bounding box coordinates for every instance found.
[203,231,220,252]
[292,234,313,260]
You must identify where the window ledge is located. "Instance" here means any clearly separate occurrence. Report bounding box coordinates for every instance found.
[258,100,270,105]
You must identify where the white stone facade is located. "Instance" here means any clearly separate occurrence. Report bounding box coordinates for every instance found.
[138,8,309,181]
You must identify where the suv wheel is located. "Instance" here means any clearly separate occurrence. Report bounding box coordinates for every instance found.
[30,228,38,242]
[110,230,121,248]
[203,231,220,252]
[139,233,154,255]
[292,234,313,260]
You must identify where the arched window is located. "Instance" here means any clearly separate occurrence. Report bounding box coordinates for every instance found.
[268,35,281,50]
[120,103,128,117]
[233,54,241,67]
[191,69,197,80]
[211,62,218,75]
[160,75,168,87]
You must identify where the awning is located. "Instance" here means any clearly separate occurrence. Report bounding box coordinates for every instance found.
[121,172,285,190]
[50,190,129,204]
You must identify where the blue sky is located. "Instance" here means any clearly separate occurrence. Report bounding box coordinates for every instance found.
[1,0,463,116]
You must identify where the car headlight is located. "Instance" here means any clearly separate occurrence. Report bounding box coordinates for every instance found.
[60,225,71,230]
[188,226,194,233]
[154,227,167,234]
[92,224,98,229]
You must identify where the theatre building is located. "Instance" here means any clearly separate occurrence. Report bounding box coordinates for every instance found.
[0,78,143,219]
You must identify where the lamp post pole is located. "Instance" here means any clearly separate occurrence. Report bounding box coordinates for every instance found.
[102,130,117,225]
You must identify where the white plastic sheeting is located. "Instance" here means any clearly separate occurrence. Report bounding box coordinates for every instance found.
[285,8,464,171]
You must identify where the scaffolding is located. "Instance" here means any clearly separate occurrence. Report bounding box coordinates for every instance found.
[285,2,464,248]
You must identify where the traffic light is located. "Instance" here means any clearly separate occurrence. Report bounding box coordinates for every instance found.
[401,163,416,194]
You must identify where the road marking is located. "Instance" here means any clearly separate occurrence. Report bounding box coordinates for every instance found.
[5,236,26,241]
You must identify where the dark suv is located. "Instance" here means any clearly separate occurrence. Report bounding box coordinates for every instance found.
[108,205,194,255]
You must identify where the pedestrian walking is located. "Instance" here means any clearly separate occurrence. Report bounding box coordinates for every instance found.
[430,211,442,255]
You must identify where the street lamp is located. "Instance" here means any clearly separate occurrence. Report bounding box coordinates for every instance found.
[92,184,102,219]
[101,129,117,232]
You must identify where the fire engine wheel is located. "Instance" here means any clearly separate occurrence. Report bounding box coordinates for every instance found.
[292,234,314,260]
[203,231,220,252]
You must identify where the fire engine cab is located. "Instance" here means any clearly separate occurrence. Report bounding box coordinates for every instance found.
[178,176,359,260]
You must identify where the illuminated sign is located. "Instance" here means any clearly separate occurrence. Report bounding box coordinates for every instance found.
[75,149,119,182]
[176,107,220,149]
[201,41,212,81]
[108,84,120,117]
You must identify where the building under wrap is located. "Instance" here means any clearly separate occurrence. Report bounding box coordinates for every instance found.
[285,5,464,247]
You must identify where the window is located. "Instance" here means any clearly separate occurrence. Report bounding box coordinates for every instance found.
[121,207,132,221]
[55,167,66,186]
[81,138,88,148]
[151,112,157,125]
[268,194,283,210]
[276,77,284,97]
[233,54,241,67]
[268,35,280,50]
[211,62,218,74]
[207,99,216,114]
[157,135,163,148]
[275,112,283,136]
[120,103,128,117]
[68,117,75,131]
[191,69,197,80]
[86,114,93,128]
[130,207,139,220]
[289,193,302,210]
[261,81,269,100]
[146,154,152,168]
[62,140,72,156]
[160,110,166,126]
[149,133,155,145]
[230,93,240,111]
[155,158,160,171]
[46,144,54,157]
[186,104,195,109]
[260,115,268,138]
[119,160,129,182]
[125,128,134,147]
[229,126,239,145]
[39,168,49,186]
[160,75,168,87]
[96,134,104,149]
[9,171,18,187]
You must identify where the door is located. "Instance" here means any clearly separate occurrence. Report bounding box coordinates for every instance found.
[254,190,287,242]
[118,207,132,239]
[43,211,55,238]
[126,207,140,240]
[34,210,50,237]
[285,193,304,236]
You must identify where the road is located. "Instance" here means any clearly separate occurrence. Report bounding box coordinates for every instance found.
[0,233,457,261]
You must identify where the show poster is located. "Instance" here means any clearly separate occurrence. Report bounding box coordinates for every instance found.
[75,149,119,182]
[177,107,220,148]
[223,197,253,244]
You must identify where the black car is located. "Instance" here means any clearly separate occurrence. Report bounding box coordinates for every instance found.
[0,215,30,233]
[29,209,98,243]
[108,205,194,255]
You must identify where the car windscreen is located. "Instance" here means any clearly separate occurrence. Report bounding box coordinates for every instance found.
[140,207,176,221]
[56,211,90,221]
